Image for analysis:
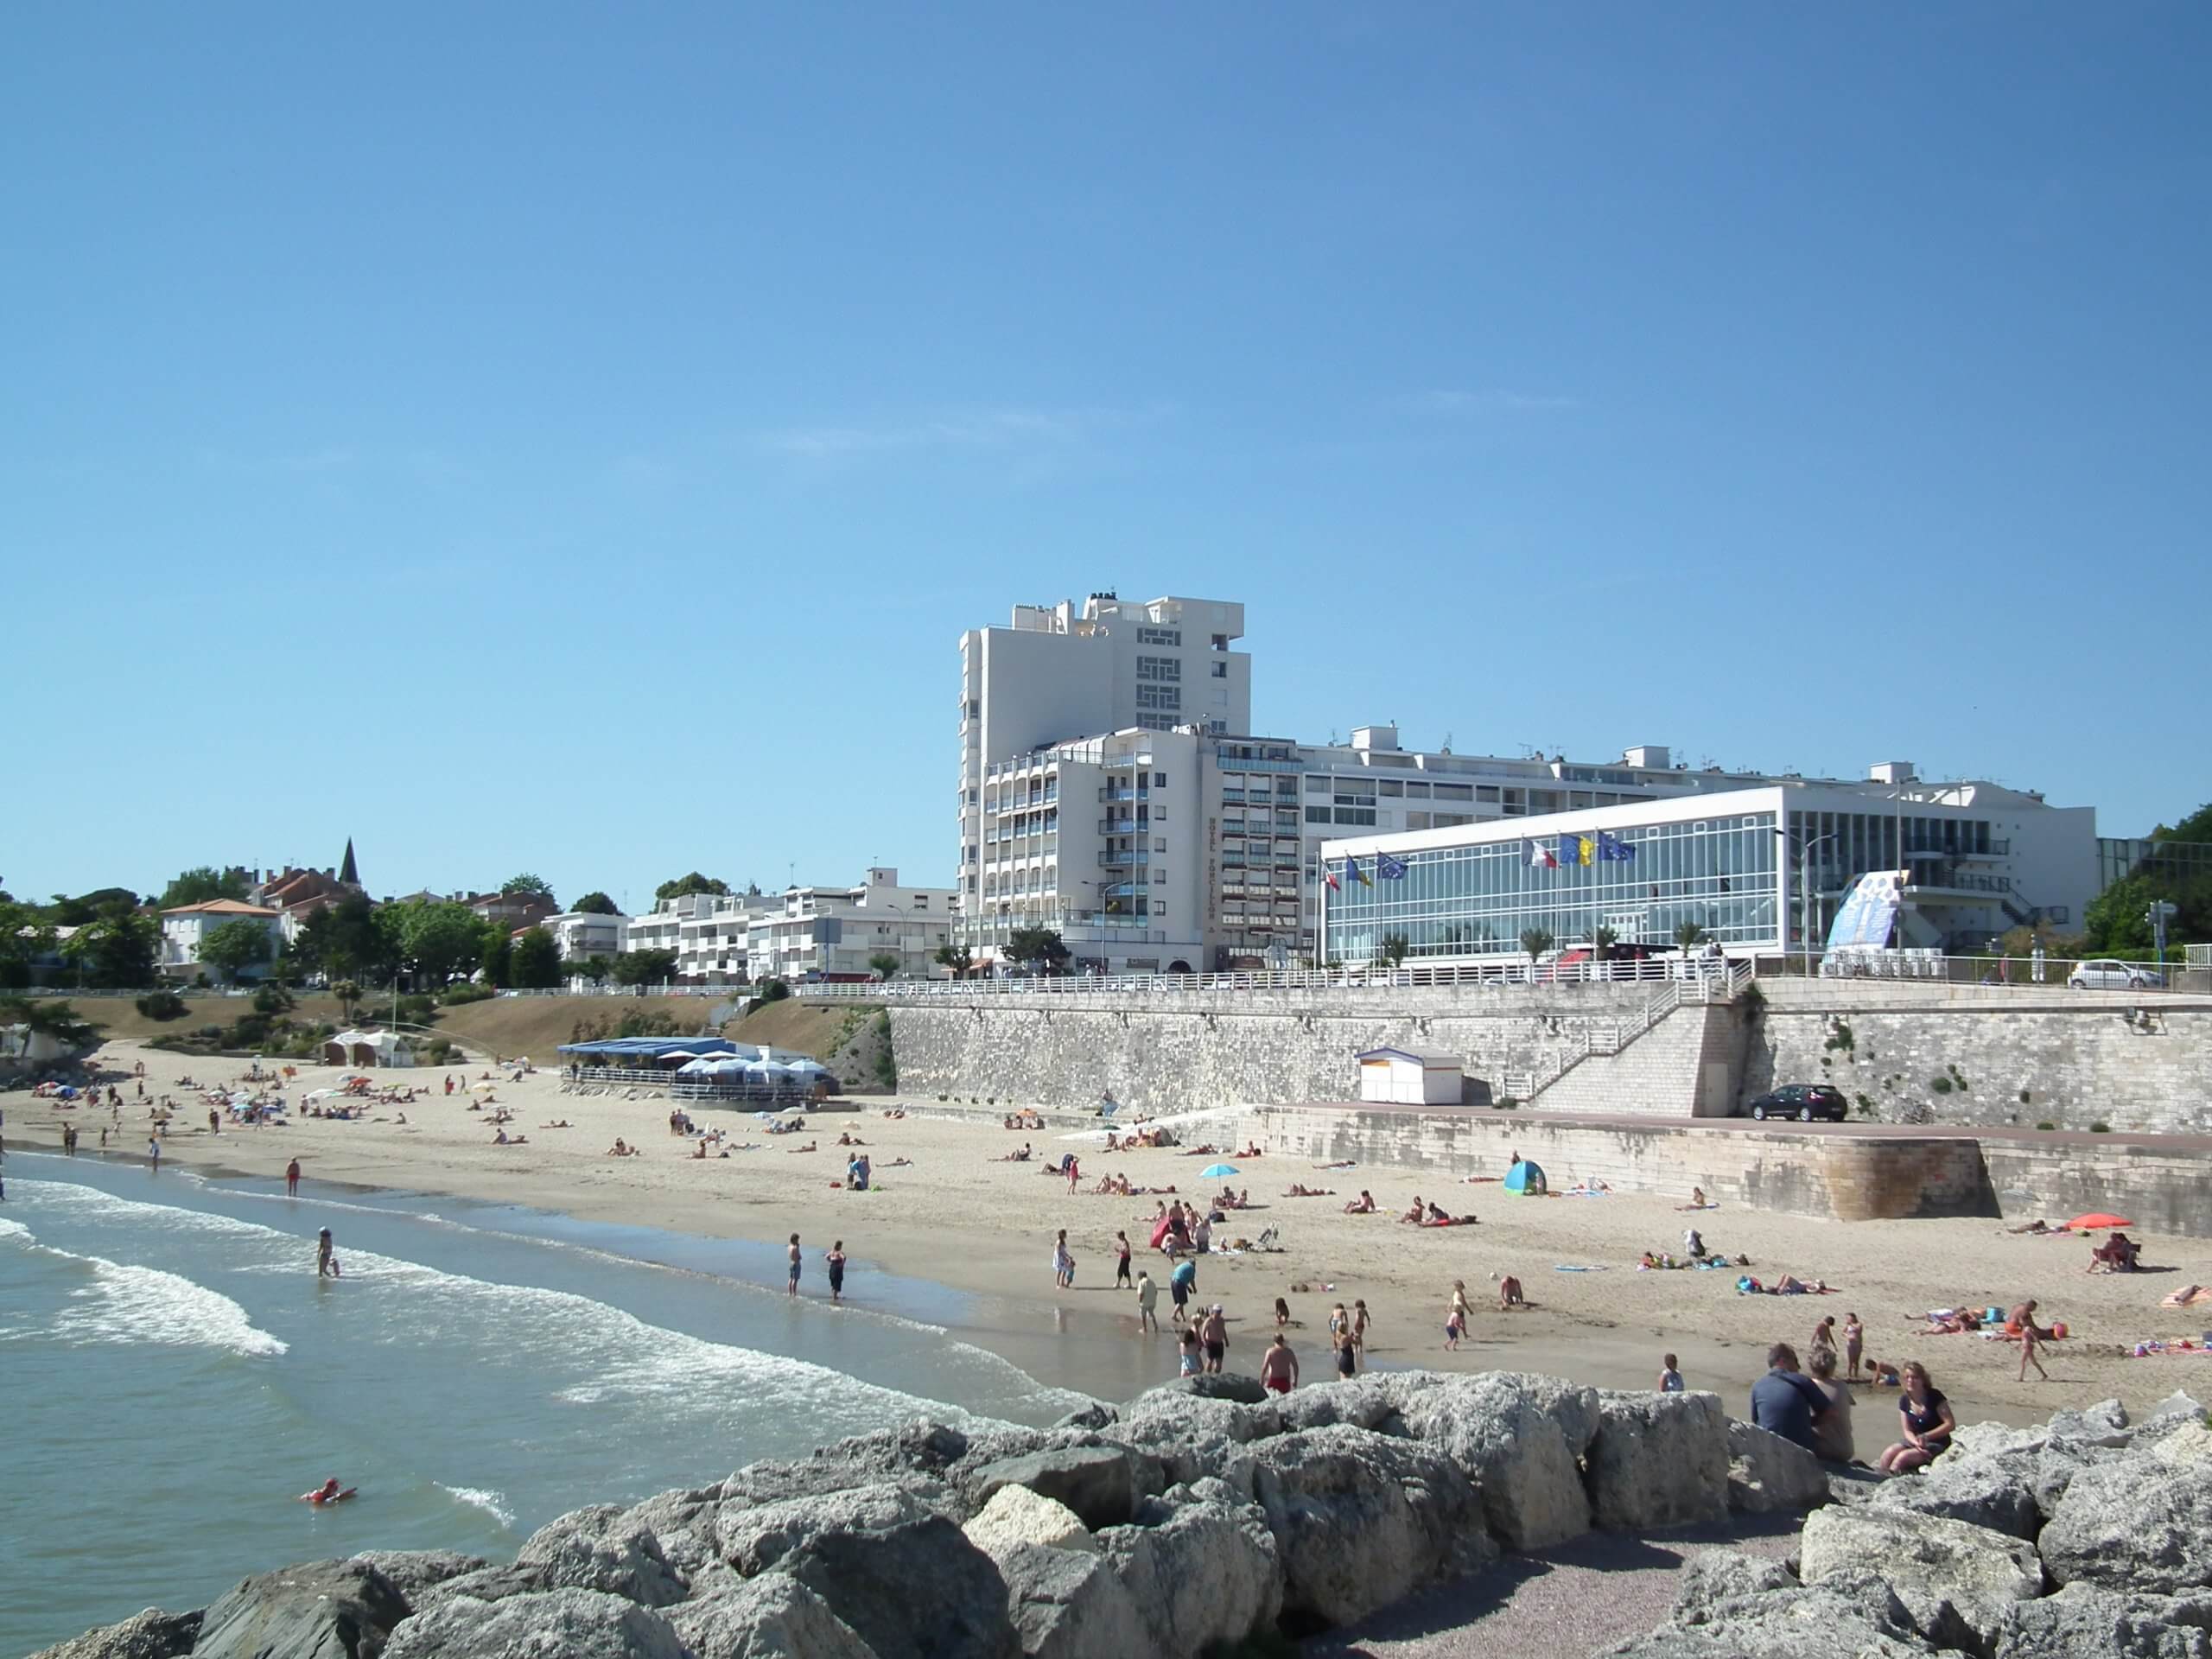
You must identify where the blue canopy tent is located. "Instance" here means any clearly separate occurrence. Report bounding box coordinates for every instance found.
[1503,1158,1548,1196]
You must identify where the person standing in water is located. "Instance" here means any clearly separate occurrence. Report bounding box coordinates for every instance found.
[315,1228,338,1278]
[786,1233,802,1297]
[286,1158,302,1198]
[826,1240,847,1305]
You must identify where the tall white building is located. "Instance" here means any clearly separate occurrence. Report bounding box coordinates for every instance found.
[958,594,1249,925]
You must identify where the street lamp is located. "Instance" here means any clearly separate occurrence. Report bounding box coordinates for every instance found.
[880,902,907,980]
[1775,828,1842,976]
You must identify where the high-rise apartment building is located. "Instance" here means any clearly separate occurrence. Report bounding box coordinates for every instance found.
[957,594,1249,922]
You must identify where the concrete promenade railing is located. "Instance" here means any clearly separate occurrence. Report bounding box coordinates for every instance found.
[798,960,1746,1004]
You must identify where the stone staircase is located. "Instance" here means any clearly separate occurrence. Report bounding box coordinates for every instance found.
[1502,972,1745,1117]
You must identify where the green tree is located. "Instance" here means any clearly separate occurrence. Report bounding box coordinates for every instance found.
[934,942,974,977]
[2082,875,2158,954]
[1519,927,1554,970]
[572,891,620,915]
[199,918,275,983]
[49,888,141,928]
[60,906,161,988]
[1674,920,1709,953]
[1376,931,1409,969]
[331,979,363,1020]
[1592,924,1619,962]
[612,948,679,988]
[511,927,563,989]
[0,899,52,990]
[2152,803,2212,844]
[654,873,729,902]
[296,893,396,984]
[1005,927,1071,975]
[868,951,902,981]
[251,981,296,1016]
[379,899,491,987]
[572,955,613,986]
[502,873,556,906]
[159,867,250,908]
[480,927,513,988]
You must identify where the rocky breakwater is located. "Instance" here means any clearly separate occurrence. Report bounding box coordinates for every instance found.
[1617,1389,2212,1658]
[36,1370,2196,1659]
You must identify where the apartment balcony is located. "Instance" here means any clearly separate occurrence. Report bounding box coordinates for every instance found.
[1098,849,1149,868]
[1100,817,1137,835]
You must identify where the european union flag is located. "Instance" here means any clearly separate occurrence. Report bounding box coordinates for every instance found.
[1376,853,1407,880]
[1599,832,1636,862]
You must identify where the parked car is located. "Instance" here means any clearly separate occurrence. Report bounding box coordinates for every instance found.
[2068,958,2165,990]
[1743,1084,1848,1122]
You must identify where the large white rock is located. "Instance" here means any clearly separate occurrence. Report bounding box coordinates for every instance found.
[1583,1390,1729,1531]
[1725,1420,1828,1514]
[1388,1371,1599,1548]
[1992,1582,2212,1659]
[1094,1498,1281,1657]
[962,1487,1094,1560]
[1801,1504,2044,1654]
[992,1542,1147,1659]
[385,1589,690,1659]
[2041,1452,2212,1595]
[665,1576,877,1659]
[1244,1425,1493,1625]
[516,1503,688,1607]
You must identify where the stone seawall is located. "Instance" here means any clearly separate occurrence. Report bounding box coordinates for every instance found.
[1248,1105,1996,1222]
[890,988,2212,1136]
[889,984,1700,1116]
[1745,1001,2212,1135]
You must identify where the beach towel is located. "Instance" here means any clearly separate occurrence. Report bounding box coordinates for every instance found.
[1554,1264,1607,1272]
[2162,1285,2212,1308]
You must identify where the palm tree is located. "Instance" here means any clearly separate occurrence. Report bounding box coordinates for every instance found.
[1520,927,1554,978]
[1674,921,1709,954]
[332,980,362,1021]
[1377,932,1410,969]
[1592,924,1619,962]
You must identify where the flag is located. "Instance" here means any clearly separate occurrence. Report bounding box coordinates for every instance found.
[1561,835,1586,868]
[1525,839,1558,870]
[1598,831,1636,862]
[1574,835,1596,867]
[1346,855,1371,887]
[1324,864,1341,893]
[1376,852,1407,880]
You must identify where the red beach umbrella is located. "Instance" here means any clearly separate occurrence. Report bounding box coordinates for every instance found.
[2066,1213,2135,1231]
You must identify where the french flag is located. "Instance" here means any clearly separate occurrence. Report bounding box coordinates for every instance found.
[1524,838,1558,870]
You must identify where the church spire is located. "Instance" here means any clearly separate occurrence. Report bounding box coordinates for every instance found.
[339,837,359,888]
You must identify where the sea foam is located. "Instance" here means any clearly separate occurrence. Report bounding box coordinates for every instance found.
[50,1253,289,1358]
[436,1484,517,1528]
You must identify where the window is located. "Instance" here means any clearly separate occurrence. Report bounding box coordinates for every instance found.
[1211,661,1227,678]
[1406,780,1430,798]
[1136,655,1181,682]
[1136,626,1182,647]
[1435,784,1473,801]
[1211,633,1228,650]
[1380,780,1403,797]
[1135,684,1181,711]
[1154,772,1166,787]
[1306,805,1332,824]
[1334,806,1377,825]
[1155,838,1168,853]
[1306,776,1329,793]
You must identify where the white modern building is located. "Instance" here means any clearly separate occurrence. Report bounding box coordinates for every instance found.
[747,868,956,982]
[541,910,630,966]
[623,891,769,986]
[958,594,1250,931]
[159,899,285,981]
[1319,779,2099,969]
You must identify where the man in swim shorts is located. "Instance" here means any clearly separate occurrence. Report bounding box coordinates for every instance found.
[787,1233,802,1297]
[1260,1333,1299,1395]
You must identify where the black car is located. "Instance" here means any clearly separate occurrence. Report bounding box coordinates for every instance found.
[1745,1084,1847,1123]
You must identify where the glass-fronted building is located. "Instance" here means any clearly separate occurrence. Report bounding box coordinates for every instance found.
[1321,785,2091,965]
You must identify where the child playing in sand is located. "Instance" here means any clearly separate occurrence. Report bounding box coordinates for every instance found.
[1444,1300,1465,1351]
[2018,1320,2050,1382]
[1351,1300,1373,1363]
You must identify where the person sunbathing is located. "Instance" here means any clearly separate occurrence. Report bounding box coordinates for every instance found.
[1283,1183,1335,1198]
[1343,1190,1377,1214]
[607,1139,637,1157]
[1236,1143,1263,1159]
[2089,1233,2140,1273]
[788,1141,817,1154]
[1399,1197,1427,1224]
[836,1133,866,1147]
[540,1119,572,1128]
[692,1141,709,1160]
[1424,1202,1460,1224]
[886,1156,913,1166]
[493,1129,528,1145]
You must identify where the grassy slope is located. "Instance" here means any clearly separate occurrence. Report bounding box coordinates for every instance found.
[431,995,732,1058]
[39,993,351,1044]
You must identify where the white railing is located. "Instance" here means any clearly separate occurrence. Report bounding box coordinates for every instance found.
[1757,951,2207,995]
[796,957,1747,1001]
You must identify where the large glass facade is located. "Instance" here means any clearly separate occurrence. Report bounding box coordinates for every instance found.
[1325,811,1782,963]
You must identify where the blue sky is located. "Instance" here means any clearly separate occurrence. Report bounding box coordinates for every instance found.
[6,4,2206,910]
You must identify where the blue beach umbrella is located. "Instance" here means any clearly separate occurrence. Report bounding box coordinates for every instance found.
[1199,1163,1241,1179]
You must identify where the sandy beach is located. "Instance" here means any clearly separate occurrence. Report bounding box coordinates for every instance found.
[15,1039,2212,1430]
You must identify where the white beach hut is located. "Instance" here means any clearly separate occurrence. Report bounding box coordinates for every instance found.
[1355,1046,1464,1106]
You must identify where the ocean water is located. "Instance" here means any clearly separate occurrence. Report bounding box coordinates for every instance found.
[0,1154,1137,1658]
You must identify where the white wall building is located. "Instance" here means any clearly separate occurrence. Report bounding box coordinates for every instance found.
[159,899,285,980]
[542,910,630,964]
[747,868,956,982]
